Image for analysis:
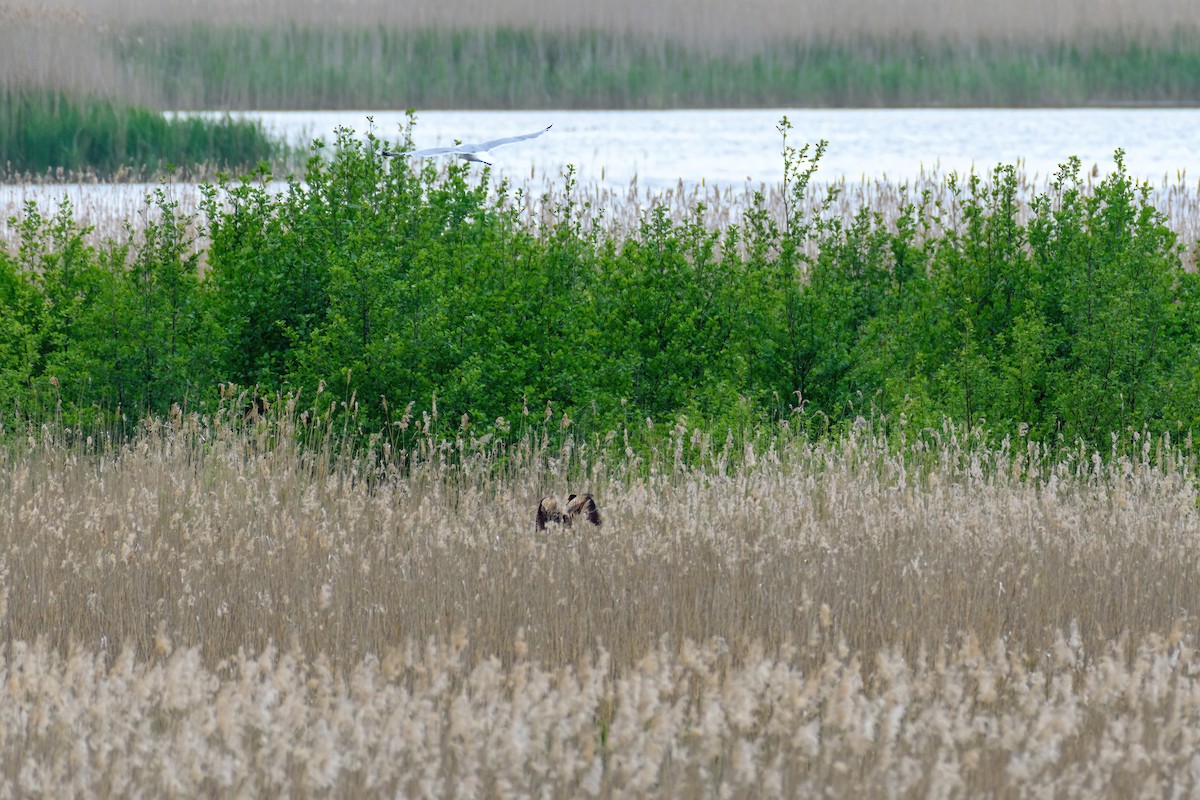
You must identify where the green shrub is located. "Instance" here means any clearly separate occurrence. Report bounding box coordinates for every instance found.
[2,121,1195,454]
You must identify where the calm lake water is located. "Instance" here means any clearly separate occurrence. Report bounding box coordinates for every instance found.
[5,108,1200,238]
[244,108,1200,190]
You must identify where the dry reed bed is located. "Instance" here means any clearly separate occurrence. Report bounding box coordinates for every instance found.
[6,629,1200,796]
[12,0,1200,45]
[2,406,1200,795]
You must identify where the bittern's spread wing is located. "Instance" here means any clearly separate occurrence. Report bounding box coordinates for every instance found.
[536,496,562,531]
[566,493,602,527]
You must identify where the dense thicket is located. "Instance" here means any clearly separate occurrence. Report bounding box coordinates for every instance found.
[0,90,281,176]
[2,121,1196,449]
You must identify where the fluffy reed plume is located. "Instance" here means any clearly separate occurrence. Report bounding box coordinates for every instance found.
[2,400,1200,794]
[7,631,1200,796]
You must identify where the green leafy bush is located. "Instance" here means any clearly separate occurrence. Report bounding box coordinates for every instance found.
[2,121,1195,453]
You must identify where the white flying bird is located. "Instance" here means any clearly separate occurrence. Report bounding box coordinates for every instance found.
[384,125,552,165]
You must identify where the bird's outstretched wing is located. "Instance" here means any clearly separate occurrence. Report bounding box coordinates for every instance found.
[412,125,553,157]
[567,493,602,527]
[536,496,562,531]
[465,125,553,154]
[411,145,463,157]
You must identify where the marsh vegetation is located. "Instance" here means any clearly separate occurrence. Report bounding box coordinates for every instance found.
[2,401,1199,796]
[5,2,1200,791]
[4,0,1199,113]
[3,121,1198,448]
[5,0,1197,175]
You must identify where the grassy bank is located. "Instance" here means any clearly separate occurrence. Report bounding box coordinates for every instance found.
[0,90,283,177]
[1,405,1199,795]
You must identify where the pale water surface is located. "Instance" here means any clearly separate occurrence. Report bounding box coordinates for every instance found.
[4,109,1199,238]
[249,108,1200,189]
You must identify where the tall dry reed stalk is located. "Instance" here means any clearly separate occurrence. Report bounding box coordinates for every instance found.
[4,629,1200,795]
[6,395,1200,672]
[2,400,1199,795]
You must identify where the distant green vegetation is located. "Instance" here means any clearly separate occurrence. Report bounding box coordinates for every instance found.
[116,25,1200,109]
[4,119,1200,453]
[0,90,282,176]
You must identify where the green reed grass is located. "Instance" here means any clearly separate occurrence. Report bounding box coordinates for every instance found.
[4,0,1200,111]
[20,0,1200,47]
[102,26,1200,109]
[0,90,283,176]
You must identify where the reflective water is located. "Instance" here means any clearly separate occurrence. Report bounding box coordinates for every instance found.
[247,107,1200,190]
[5,108,1200,243]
